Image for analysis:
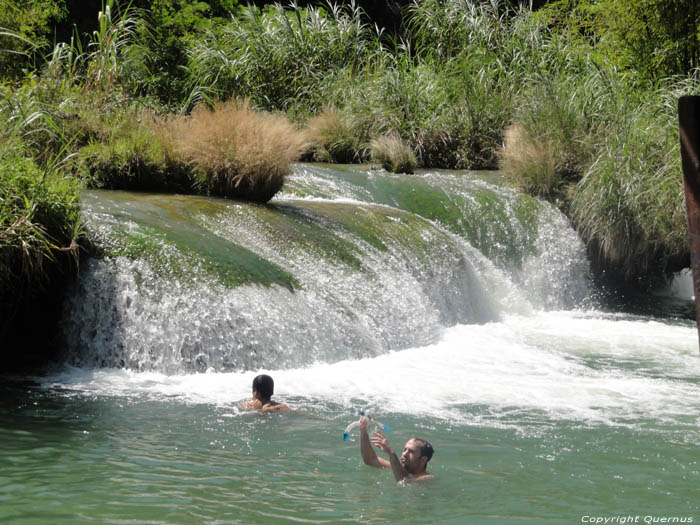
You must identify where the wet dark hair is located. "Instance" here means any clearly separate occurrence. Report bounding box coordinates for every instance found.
[252,374,274,400]
[414,438,434,462]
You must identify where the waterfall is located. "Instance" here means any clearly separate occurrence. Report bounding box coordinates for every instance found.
[61,165,593,373]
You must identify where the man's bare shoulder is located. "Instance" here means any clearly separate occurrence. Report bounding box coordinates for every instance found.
[408,473,435,482]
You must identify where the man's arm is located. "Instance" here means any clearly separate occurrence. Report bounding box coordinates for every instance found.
[360,417,390,468]
[370,431,410,482]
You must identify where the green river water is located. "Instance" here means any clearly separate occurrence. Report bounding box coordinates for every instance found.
[1,165,697,524]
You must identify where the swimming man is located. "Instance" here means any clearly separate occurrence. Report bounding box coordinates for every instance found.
[240,374,289,412]
[359,416,434,482]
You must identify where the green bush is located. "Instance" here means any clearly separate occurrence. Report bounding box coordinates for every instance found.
[0,150,82,290]
[121,0,239,106]
[537,0,700,81]
[0,110,83,370]
[0,0,66,80]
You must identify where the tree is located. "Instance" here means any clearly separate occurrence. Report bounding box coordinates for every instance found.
[541,0,700,80]
[0,0,66,79]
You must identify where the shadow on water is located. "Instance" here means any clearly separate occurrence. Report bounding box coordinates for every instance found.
[599,292,696,324]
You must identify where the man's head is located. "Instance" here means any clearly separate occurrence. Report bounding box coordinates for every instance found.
[400,438,434,474]
[252,374,274,401]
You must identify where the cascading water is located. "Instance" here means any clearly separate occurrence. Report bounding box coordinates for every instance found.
[5,164,698,523]
[60,165,592,373]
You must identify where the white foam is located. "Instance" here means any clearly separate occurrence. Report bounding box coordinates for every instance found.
[658,268,695,300]
[46,311,700,428]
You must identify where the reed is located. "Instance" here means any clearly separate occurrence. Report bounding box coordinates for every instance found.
[501,56,636,199]
[502,54,692,281]
[2,0,695,287]
[338,60,451,166]
[570,83,690,280]
[408,0,511,62]
[184,1,375,111]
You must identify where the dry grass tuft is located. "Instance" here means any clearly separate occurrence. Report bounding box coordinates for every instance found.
[304,107,364,163]
[500,124,558,198]
[369,133,417,174]
[161,99,308,202]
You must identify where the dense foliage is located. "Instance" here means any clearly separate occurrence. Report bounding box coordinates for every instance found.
[540,0,700,81]
[1,0,699,325]
[0,0,67,78]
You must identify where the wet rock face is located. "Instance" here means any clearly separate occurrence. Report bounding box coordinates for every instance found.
[2,255,80,373]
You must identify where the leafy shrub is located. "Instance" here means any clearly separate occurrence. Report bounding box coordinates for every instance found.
[0,151,81,290]
[0,0,67,80]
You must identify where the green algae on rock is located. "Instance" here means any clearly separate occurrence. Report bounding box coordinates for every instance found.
[81,191,297,289]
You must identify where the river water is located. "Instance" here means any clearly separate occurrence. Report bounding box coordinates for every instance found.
[1,165,698,523]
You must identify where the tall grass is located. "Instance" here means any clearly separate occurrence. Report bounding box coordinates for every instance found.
[394,0,692,282]
[501,49,693,282]
[76,99,308,202]
[425,54,515,168]
[408,0,512,62]
[500,123,557,198]
[340,60,447,164]
[2,0,694,286]
[500,64,623,199]
[76,108,192,192]
[184,1,378,111]
[41,0,146,98]
[570,79,693,279]
[0,112,84,369]
[182,0,546,170]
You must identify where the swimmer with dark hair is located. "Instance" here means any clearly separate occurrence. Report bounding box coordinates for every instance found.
[240,374,289,412]
[359,416,434,482]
